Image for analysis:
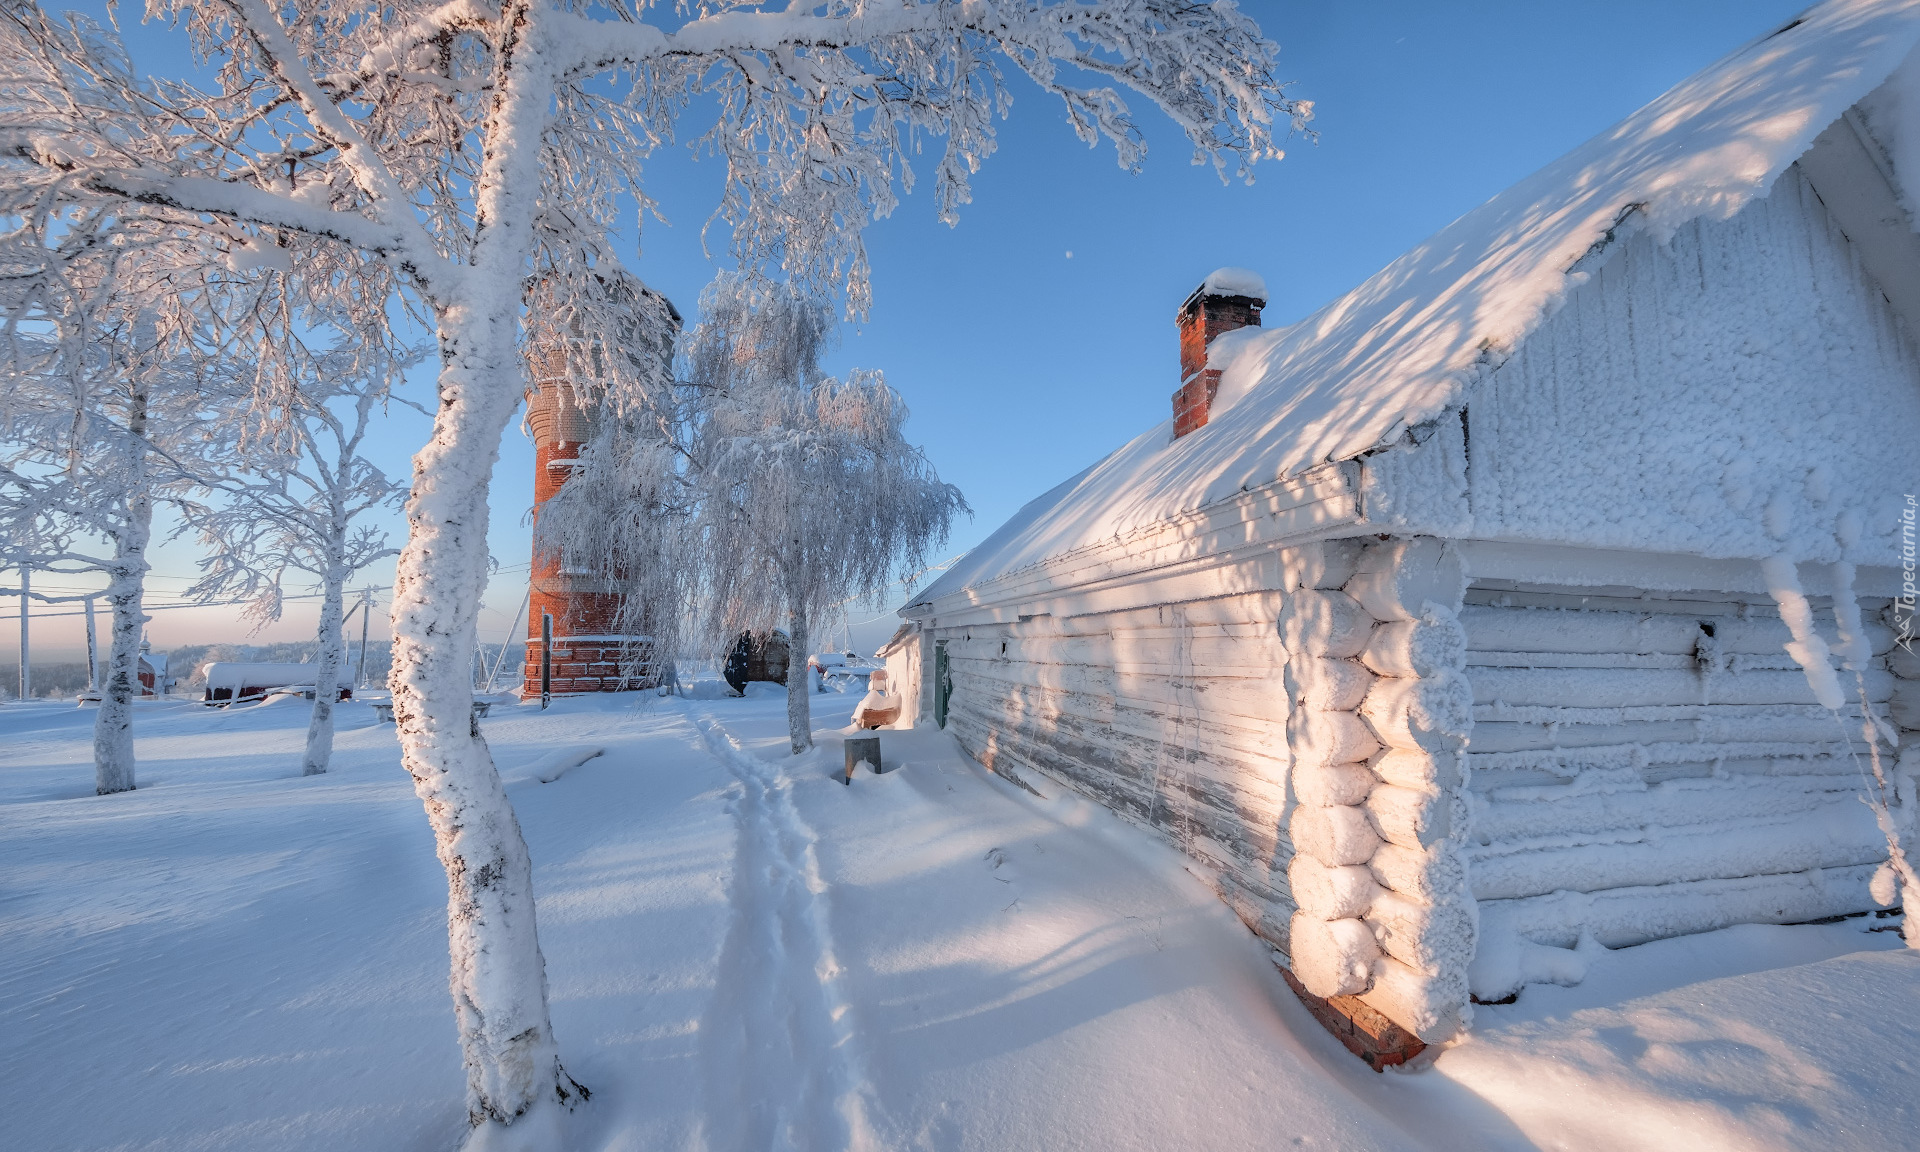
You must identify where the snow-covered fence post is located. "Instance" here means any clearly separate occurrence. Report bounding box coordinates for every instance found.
[540,612,553,709]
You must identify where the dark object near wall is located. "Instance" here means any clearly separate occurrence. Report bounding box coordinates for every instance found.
[843,735,882,785]
[723,630,791,694]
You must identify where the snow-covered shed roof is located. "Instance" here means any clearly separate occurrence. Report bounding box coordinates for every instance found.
[200,662,345,692]
[913,0,1920,610]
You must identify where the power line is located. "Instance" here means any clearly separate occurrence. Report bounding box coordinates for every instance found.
[0,588,355,623]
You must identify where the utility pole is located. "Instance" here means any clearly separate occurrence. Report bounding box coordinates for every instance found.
[357,586,373,691]
[17,567,27,702]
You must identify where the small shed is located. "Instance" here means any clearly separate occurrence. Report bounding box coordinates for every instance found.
[201,662,355,705]
[136,645,168,697]
[891,2,1920,1067]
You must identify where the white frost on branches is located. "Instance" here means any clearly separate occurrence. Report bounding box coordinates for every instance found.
[0,0,1304,1138]
[177,323,410,777]
[543,273,968,753]
[0,202,223,794]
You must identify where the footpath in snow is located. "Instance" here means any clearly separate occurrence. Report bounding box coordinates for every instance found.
[0,686,1912,1151]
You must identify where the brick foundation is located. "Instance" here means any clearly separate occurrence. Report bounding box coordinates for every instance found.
[1279,967,1428,1071]
[521,637,653,697]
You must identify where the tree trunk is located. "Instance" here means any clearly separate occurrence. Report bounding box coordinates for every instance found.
[93,385,150,796]
[391,297,574,1132]
[302,553,347,776]
[784,564,812,754]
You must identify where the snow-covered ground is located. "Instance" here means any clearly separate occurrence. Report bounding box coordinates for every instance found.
[1,687,1911,1151]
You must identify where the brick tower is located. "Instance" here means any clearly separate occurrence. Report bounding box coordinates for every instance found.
[521,364,646,697]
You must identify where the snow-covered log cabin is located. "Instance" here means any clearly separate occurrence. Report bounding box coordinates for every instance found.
[886,0,1920,1067]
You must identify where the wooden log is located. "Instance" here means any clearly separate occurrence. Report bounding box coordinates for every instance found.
[1293,761,1375,807]
[1289,913,1379,998]
[1292,709,1382,768]
[1369,840,1467,906]
[1291,804,1381,867]
[1347,538,1466,622]
[1468,666,1895,708]
[1279,538,1364,592]
[1361,674,1473,752]
[1372,747,1464,791]
[1289,856,1381,920]
[1360,954,1466,1043]
[1463,587,1783,618]
[1467,714,1861,753]
[1476,862,1880,951]
[1282,590,1375,659]
[1361,614,1467,678]
[945,670,1291,777]
[1366,783,1450,850]
[1296,657,1374,712]
[948,654,1291,724]
[1471,771,1876,842]
[1366,890,1474,975]
[1469,700,1882,725]
[1466,801,1886,901]
[1460,606,1899,660]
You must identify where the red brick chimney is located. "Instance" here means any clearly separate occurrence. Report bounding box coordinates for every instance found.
[1172,268,1267,438]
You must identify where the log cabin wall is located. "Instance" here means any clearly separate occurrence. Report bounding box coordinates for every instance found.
[1459,576,1903,1000]
[936,586,1298,944]
[932,536,1483,1052]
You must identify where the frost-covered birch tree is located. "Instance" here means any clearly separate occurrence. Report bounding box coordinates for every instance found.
[178,329,409,776]
[1,1,1306,1138]
[0,245,217,794]
[540,274,967,752]
[0,348,167,795]
[683,275,965,752]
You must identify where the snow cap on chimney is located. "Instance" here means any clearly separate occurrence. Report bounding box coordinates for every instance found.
[1173,267,1266,439]
[1196,267,1268,302]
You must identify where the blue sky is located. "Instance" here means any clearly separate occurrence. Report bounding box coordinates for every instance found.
[22,0,1809,660]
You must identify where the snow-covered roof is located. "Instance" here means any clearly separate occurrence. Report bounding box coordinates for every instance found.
[201,662,343,691]
[914,0,1920,609]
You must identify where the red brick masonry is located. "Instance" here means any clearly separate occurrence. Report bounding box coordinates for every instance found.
[1279,967,1427,1071]
[1170,288,1263,438]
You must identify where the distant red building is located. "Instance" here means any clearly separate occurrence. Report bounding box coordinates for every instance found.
[521,294,679,698]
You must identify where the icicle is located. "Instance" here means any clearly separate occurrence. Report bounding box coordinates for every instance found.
[1759,554,1845,709]
[1833,561,1899,747]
